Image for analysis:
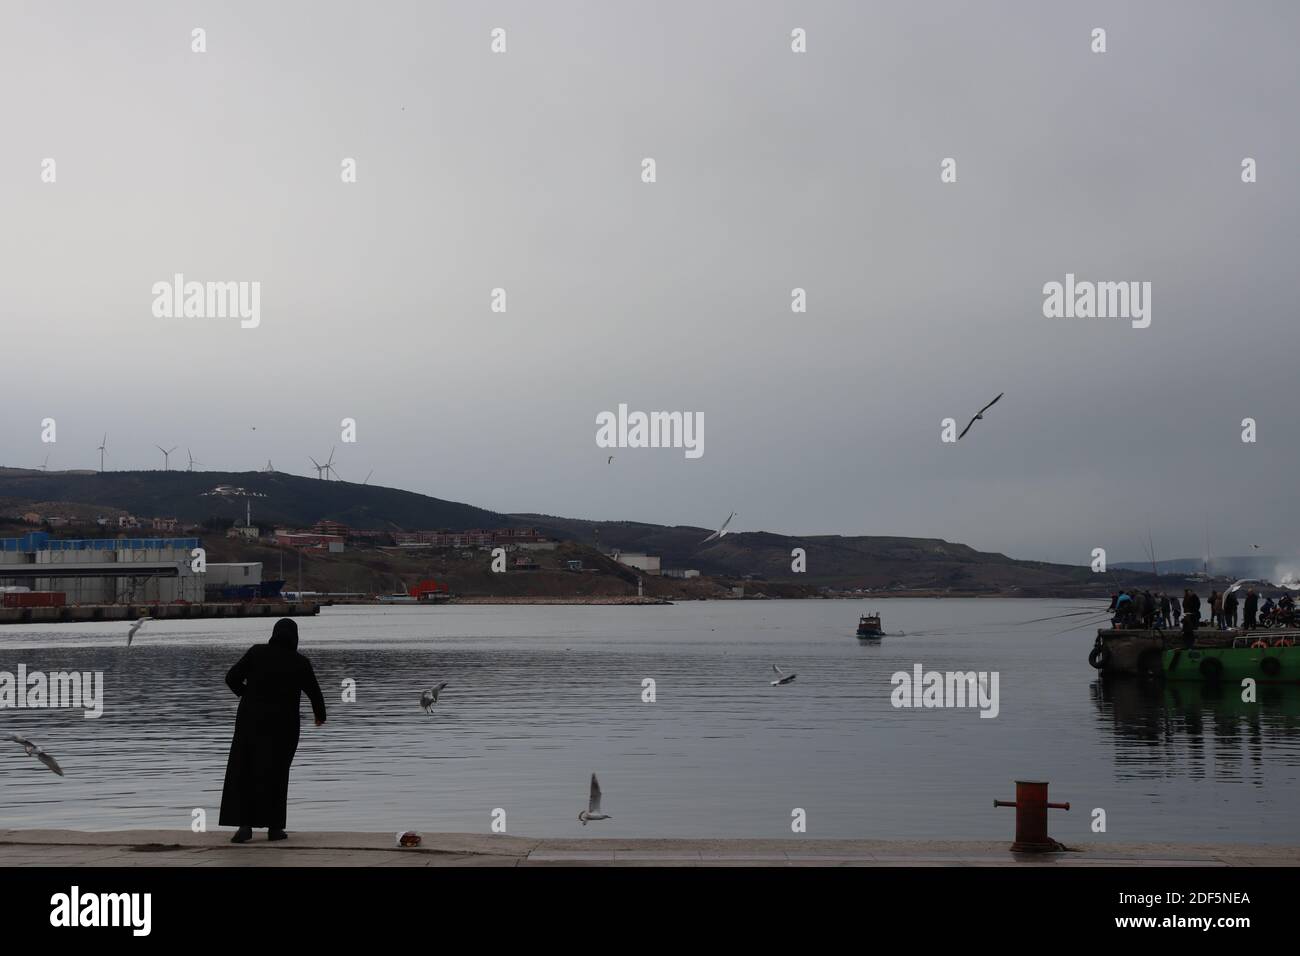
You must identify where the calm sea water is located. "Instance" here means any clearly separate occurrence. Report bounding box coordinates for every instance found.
[0,599,1297,844]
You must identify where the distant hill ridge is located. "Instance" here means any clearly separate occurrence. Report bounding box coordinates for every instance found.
[0,468,1159,592]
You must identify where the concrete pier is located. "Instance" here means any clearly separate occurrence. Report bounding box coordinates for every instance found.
[0,830,1294,867]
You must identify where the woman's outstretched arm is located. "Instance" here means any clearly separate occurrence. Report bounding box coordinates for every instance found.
[225,648,254,697]
[300,659,327,725]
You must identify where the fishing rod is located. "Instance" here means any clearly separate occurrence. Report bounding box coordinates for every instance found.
[1004,607,1110,627]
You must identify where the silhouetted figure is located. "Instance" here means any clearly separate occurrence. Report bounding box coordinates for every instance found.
[1170,594,1181,627]
[1243,588,1258,630]
[220,619,326,843]
[1223,589,1238,628]
[1209,590,1223,629]
[1182,589,1201,636]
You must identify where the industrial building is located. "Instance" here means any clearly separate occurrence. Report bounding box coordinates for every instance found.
[608,552,662,575]
[0,532,205,604]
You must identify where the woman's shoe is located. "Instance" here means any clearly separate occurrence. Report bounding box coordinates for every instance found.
[268,829,288,841]
[231,827,253,844]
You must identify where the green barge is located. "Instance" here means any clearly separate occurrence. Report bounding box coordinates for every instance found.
[1089,627,1300,678]
[1163,641,1298,684]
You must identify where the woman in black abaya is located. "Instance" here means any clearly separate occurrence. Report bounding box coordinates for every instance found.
[219,618,327,843]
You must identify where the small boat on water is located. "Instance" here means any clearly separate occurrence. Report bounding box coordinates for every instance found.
[856,613,883,639]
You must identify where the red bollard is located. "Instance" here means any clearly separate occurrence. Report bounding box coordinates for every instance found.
[994,780,1070,852]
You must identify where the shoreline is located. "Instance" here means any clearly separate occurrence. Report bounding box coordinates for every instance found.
[447,595,672,606]
[0,830,1293,867]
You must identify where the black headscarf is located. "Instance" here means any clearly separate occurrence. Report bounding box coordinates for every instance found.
[269,618,299,652]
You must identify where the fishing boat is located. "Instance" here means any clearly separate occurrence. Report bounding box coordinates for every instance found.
[856,613,883,639]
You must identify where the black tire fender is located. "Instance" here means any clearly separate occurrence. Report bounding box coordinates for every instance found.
[1199,657,1225,681]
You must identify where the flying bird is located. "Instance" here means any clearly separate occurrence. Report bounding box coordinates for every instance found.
[770,665,797,686]
[701,512,736,544]
[957,392,1004,440]
[1251,544,1263,551]
[6,733,64,776]
[127,616,151,647]
[419,682,449,713]
[578,773,610,825]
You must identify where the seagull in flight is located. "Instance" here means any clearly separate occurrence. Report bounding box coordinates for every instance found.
[6,733,64,776]
[127,616,151,647]
[578,773,610,825]
[701,512,736,544]
[770,665,797,686]
[957,393,1004,440]
[419,682,449,713]
[1251,544,1263,551]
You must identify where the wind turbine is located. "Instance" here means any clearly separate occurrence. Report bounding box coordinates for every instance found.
[156,445,178,471]
[363,469,373,485]
[186,449,202,471]
[97,434,107,473]
[309,447,336,480]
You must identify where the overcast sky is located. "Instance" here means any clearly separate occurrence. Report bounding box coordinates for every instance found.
[2,0,1297,565]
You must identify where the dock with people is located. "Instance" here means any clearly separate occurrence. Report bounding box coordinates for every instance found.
[1091,583,1299,679]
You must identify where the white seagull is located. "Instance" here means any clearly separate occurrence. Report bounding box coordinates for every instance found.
[6,733,64,776]
[419,682,449,713]
[957,392,1004,440]
[127,616,151,647]
[578,773,610,825]
[770,665,797,686]
[701,512,737,544]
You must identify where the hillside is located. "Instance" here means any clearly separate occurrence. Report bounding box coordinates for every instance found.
[0,468,1169,595]
[515,514,1161,595]
[0,468,511,531]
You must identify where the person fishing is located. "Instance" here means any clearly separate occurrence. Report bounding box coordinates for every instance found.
[1183,589,1201,628]
[1113,590,1134,628]
[220,618,327,844]
[1209,590,1223,630]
